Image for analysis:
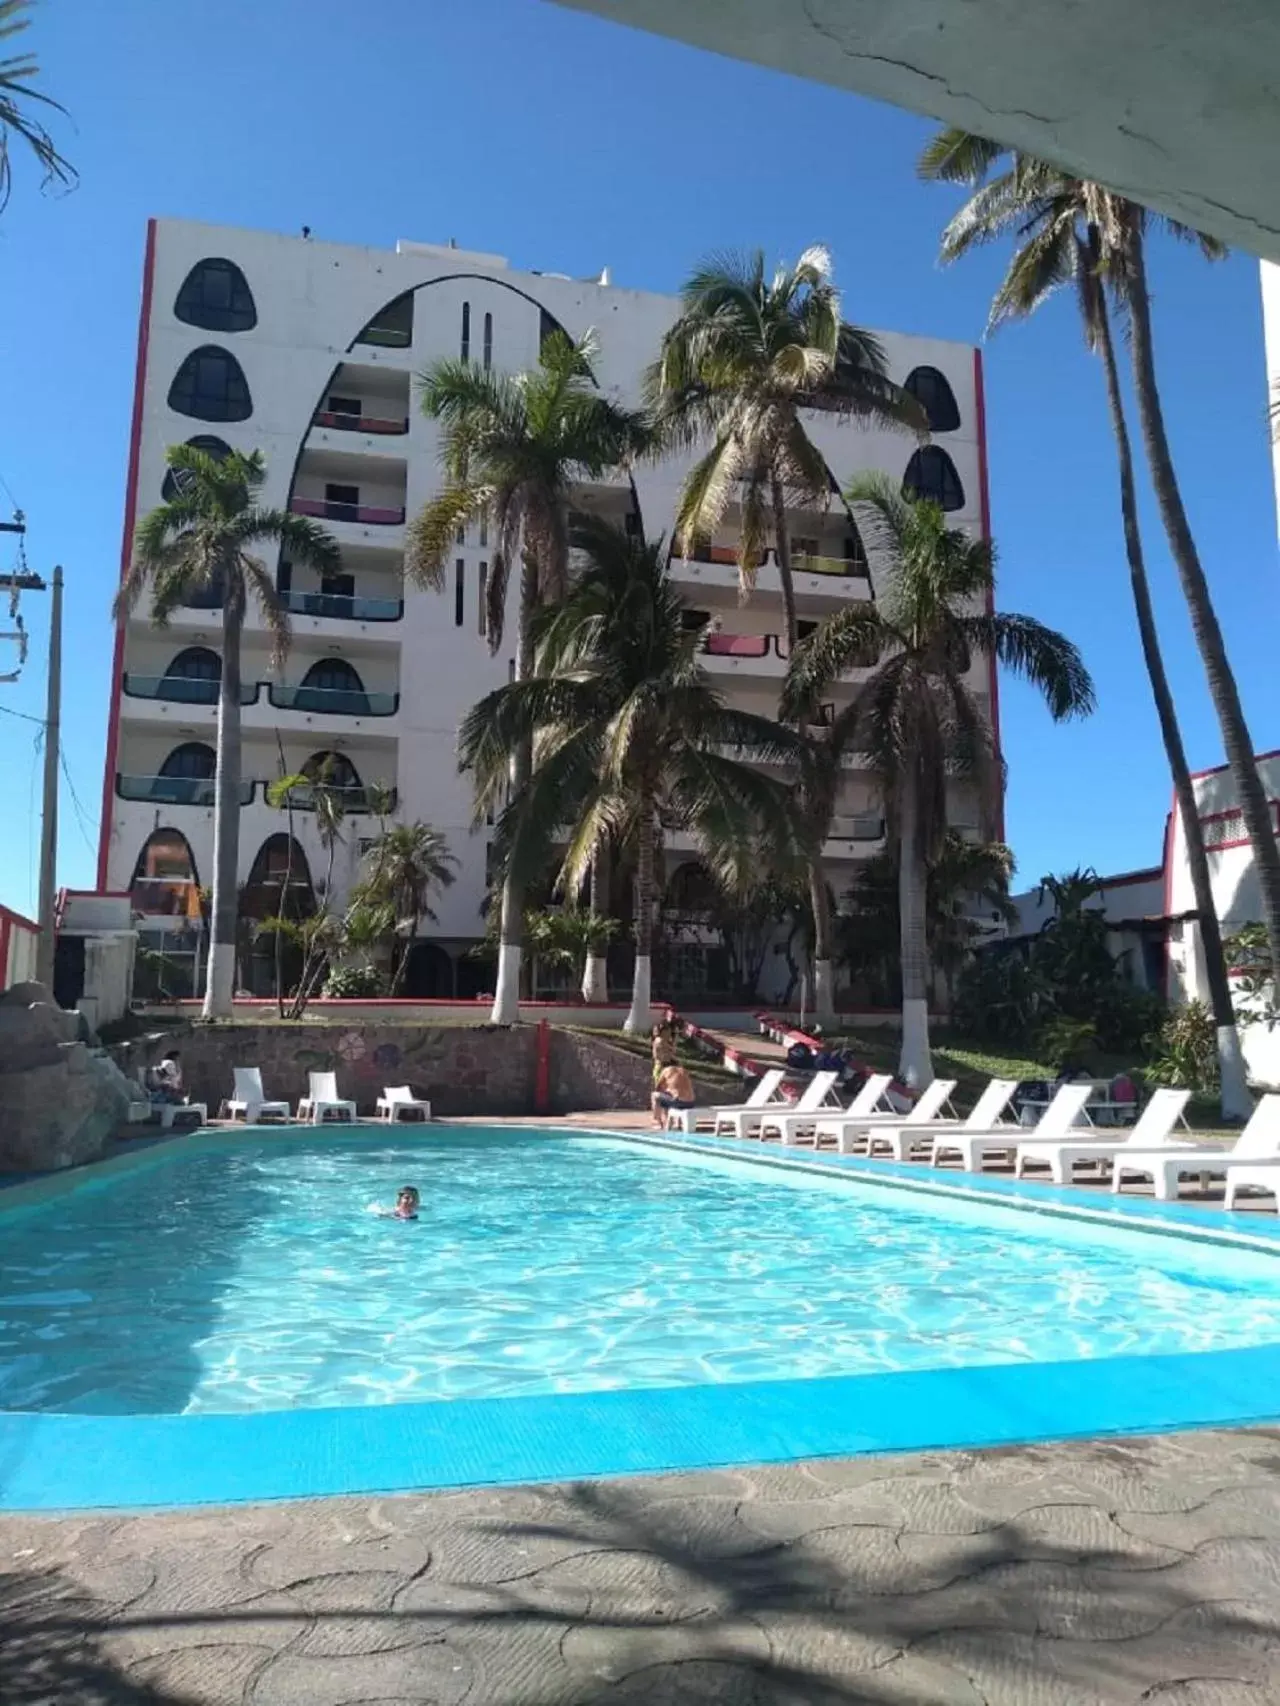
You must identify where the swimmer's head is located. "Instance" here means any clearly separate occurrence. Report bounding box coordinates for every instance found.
[397,1185,420,1212]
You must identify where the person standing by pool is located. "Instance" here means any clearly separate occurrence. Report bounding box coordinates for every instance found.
[652,1062,695,1127]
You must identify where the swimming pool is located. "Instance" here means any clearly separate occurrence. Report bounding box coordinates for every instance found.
[5,1126,1280,1418]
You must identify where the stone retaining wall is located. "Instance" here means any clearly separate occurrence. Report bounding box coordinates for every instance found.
[112,1022,723,1120]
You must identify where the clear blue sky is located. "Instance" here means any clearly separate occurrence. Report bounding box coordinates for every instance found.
[1,0,1277,916]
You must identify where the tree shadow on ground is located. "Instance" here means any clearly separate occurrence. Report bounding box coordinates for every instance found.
[5,1458,1280,1704]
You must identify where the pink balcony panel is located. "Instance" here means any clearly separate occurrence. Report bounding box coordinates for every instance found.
[705,632,771,657]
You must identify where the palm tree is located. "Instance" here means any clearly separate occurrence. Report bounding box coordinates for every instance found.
[460,518,803,1032]
[358,822,458,993]
[784,477,1094,1086]
[647,247,926,1025]
[0,0,74,212]
[922,134,1280,1062]
[407,330,651,1024]
[117,445,339,1018]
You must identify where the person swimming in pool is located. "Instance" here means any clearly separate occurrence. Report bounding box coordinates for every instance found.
[369,1185,420,1220]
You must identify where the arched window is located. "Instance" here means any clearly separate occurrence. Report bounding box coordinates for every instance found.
[241,834,314,917]
[299,657,367,713]
[460,301,471,361]
[174,258,257,332]
[160,646,221,703]
[483,311,493,371]
[128,828,201,919]
[162,434,232,501]
[160,742,216,780]
[903,365,961,433]
[902,446,966,512]
[354,291,413,350]
[302,750,363,794]
[168,346,252,422]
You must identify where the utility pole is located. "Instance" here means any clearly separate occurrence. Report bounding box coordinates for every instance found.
[35,566,63,991]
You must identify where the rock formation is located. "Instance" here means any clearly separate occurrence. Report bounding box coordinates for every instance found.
[0,982,131,1173]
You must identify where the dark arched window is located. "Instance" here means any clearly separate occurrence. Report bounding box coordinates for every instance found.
[299,657,367,713]
[903,446,966,512]
[174,258,257,332]
[904,365,961,433]
[128,828,201,919]
[354,292,413,350]
[168,346,252,422]
[461,301,471,361]
[160,741,216,780]
[160,646,221,703]
[303,750,363,792]
[162,435,231,500]
[242,834,314,914]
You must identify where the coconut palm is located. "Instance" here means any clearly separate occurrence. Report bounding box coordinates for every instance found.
[460,517,803,1032]
[117,445,340,1018]
[647,247,926,1024]
[922,132,1280,1068]
[784,477,1094,1086]
[358,822,458,993]
[407,330,652,1023]
[0,0,74,212]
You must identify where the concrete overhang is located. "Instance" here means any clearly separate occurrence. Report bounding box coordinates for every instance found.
[554,0,1280,260]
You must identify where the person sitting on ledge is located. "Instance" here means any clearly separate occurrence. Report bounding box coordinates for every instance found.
[148,1050,185,1106]
[651,1062,695,1128]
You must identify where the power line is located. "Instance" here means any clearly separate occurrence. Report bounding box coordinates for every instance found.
[0,701,45,726]
[59,743,96,858]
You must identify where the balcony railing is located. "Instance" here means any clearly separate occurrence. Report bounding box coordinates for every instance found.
[313,408,409,436]
[280,589,403,622]
[677,545,869,579]
[289,496,406,526]
[268,682,400,717]
[355,323,411,350]
[116,774,254,806]
[122,674,259,706]
[281,784,396,814]
[703,632,771,658]
[829,813,886,842]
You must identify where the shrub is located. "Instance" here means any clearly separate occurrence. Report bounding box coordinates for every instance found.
[1035,1016,1097,1073]
[1145,1000,1218,1092]
[322,965,385,998]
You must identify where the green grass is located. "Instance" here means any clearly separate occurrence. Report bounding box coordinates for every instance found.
[571,1026,744,1087]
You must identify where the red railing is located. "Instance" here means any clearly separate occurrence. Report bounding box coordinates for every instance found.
[290,496,406,526]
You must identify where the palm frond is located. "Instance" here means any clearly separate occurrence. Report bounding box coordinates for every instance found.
[918,127,1004,185]
[404,484,487,591]
[961,611,1096,720]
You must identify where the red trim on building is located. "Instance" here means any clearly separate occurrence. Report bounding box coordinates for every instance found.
[973,347,1004,842]
[97,218,157,890]
[1188,746,1280,782]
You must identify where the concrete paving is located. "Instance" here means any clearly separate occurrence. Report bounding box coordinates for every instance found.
[5,1427,1280,1703]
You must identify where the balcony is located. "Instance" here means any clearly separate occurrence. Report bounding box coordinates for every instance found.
[268,682,400,717]
[829,813,886,843]
[290,495,405,527]
[279,589,403,623]
[123,674,259,706]
[116,774,254,806]
[313,408,408,436]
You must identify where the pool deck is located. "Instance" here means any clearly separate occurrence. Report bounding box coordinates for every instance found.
[5,1426,1280,1704]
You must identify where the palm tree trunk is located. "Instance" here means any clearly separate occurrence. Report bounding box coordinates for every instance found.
[897,773,933,1087]
[624,796,656,1033]
[491,558,539,1025]
[1125,222,1280,1001]
[808,861,836,1025]
[202,602,242,1019]
[581,842,610,1004]
[390,904,417,996]
[1092,278,1251,1119]
[770,471,799,654]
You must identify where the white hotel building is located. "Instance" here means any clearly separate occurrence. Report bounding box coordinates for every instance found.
[97,219,995,1001]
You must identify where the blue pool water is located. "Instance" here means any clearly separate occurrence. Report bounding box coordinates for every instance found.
[4,1128,1280,1417]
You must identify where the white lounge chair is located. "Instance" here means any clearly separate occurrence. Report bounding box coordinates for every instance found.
[930,1081,1096,1172]
[859,1077,1021,1162]
[1015,1087,1193,1185]
[718,1069,843,1142]
[808,1077,957,1153]
[376,1085,432,1123]
[1115,1092,1280,1201]
[765,1073,894,1146]
[225,1066,290,1125]
[674,1068,785,1135]
[298,1070,358,1125]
